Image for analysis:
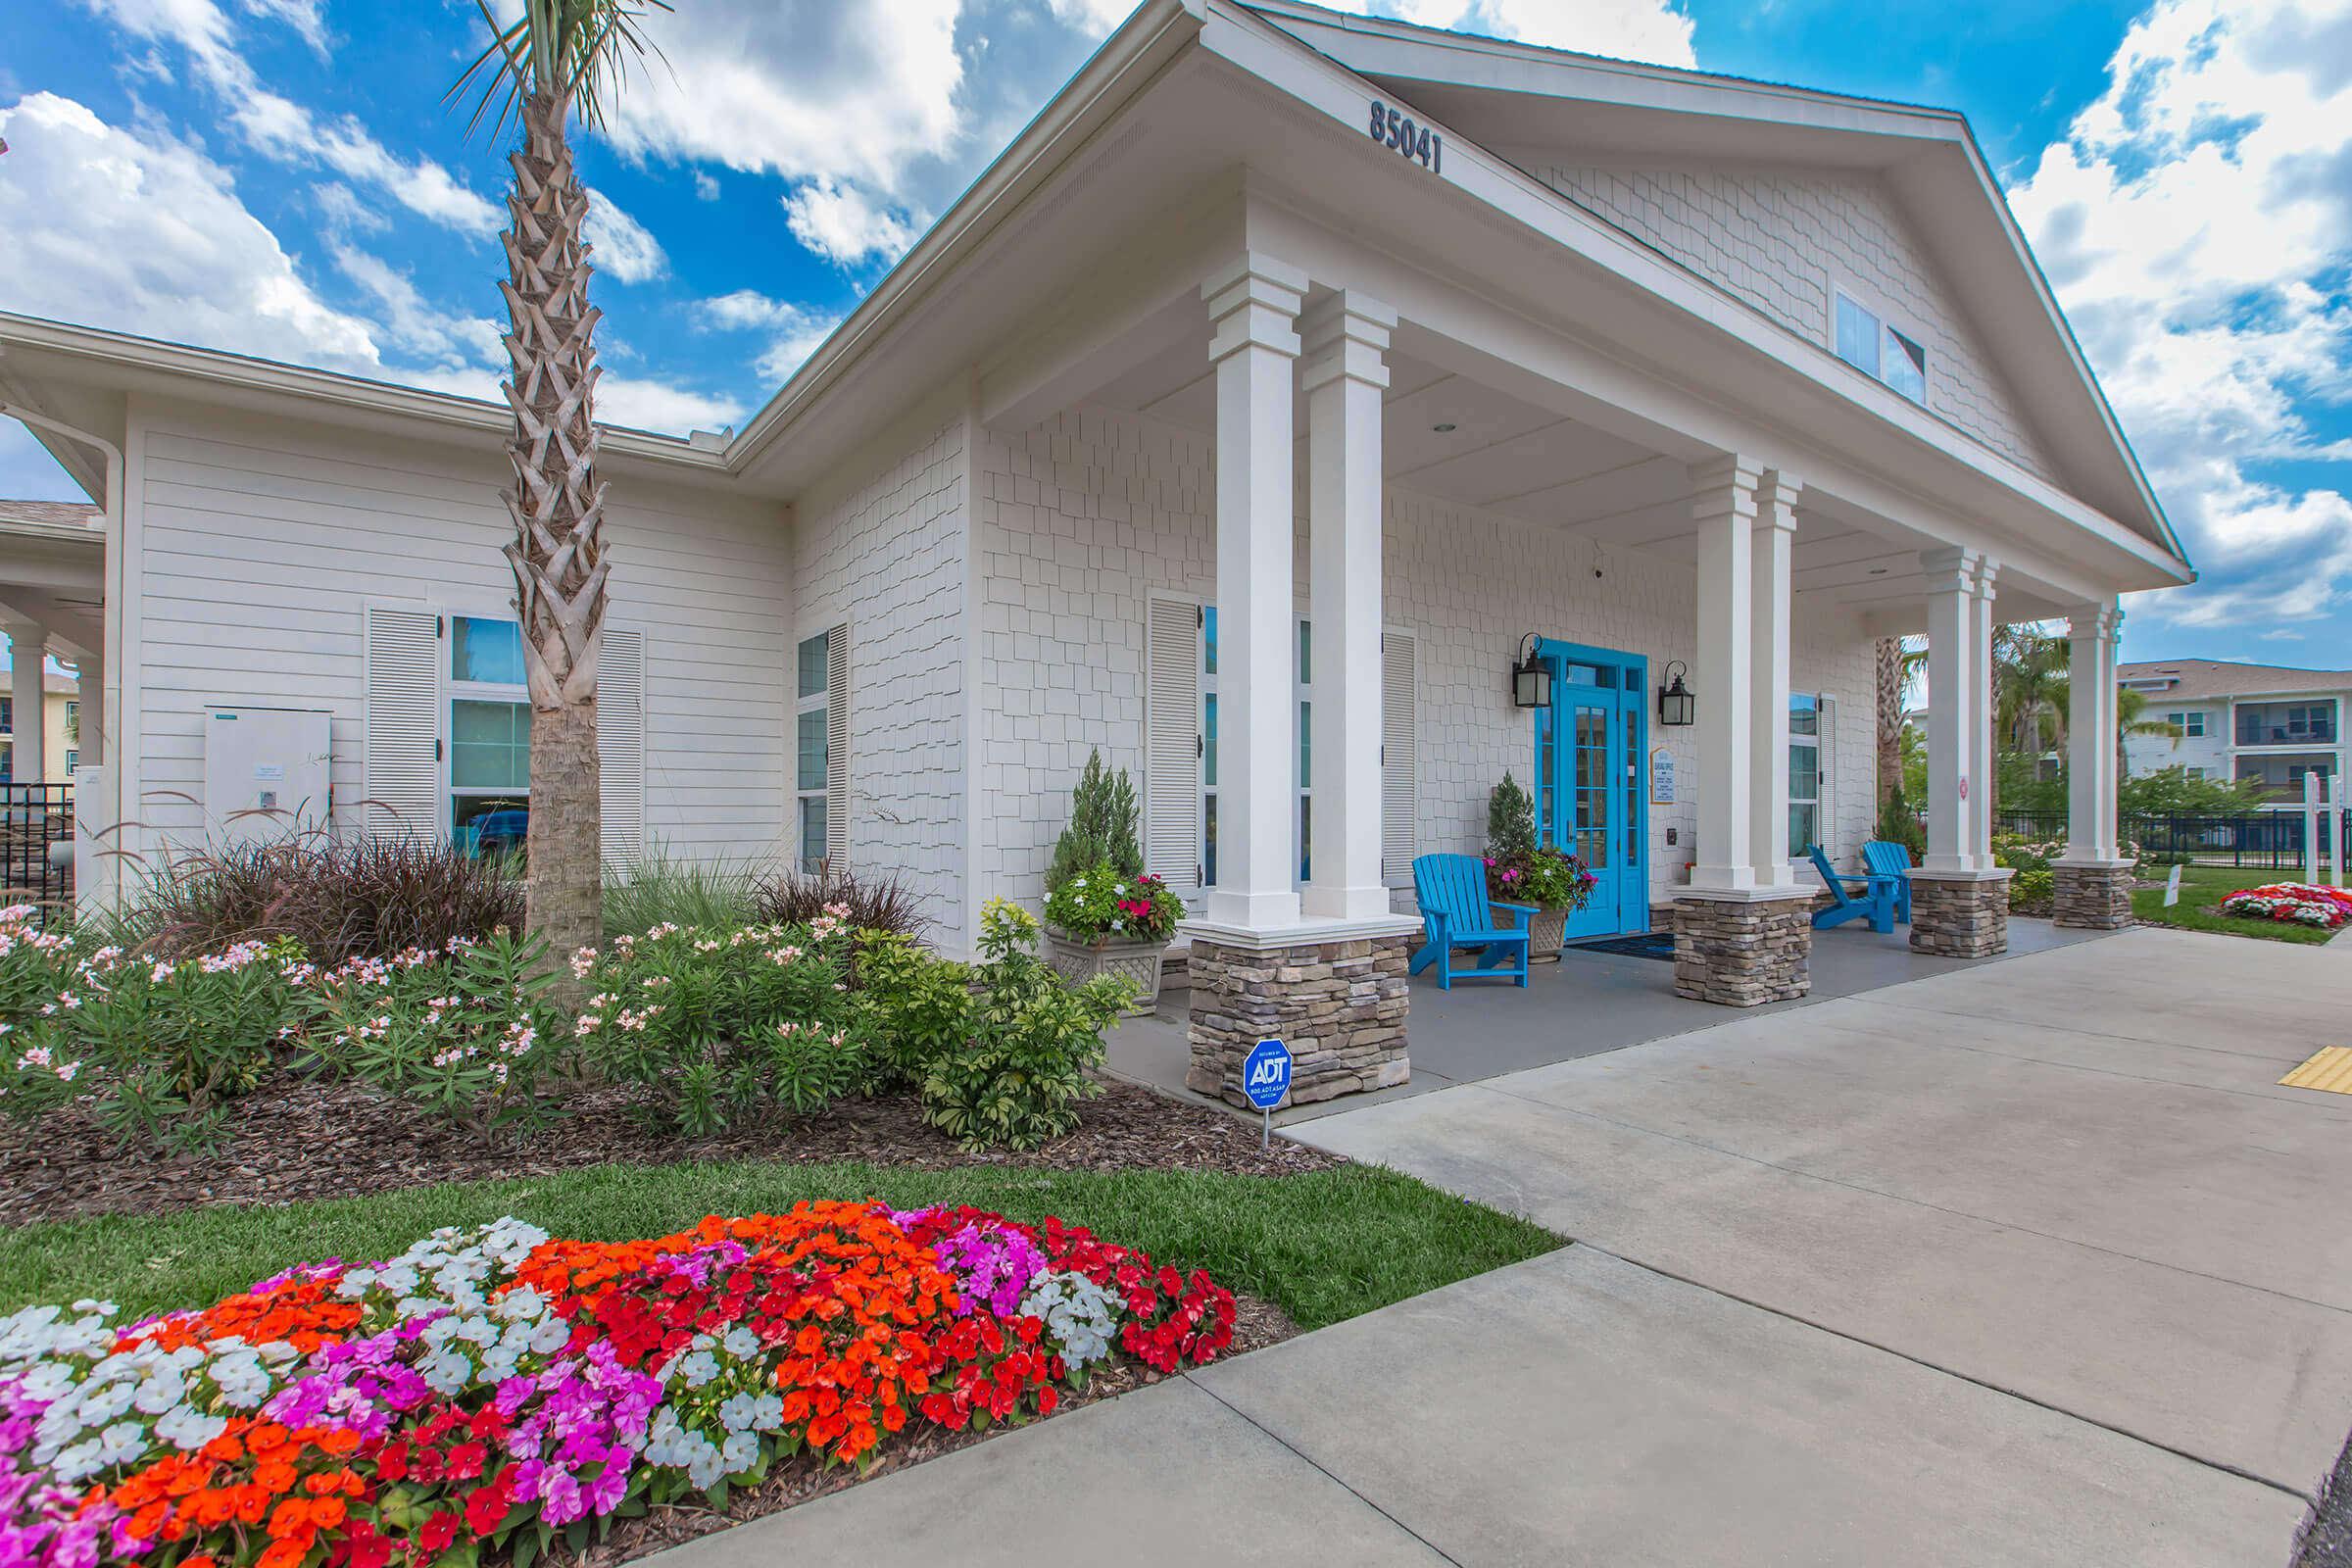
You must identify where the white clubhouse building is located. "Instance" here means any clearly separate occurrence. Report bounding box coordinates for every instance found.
[0,1,2191,1094]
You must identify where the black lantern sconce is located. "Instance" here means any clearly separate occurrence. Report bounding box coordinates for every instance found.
[1657,661,1695,726]
[1510,633,1552,710]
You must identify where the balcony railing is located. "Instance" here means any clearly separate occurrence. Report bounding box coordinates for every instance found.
[0,783,74,916]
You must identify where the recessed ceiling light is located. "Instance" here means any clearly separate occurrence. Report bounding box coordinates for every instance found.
[1433,422,1458,433]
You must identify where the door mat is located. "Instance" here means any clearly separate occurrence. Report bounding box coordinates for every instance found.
[2280,1047,2352,1094]
[1566,932,1676,962]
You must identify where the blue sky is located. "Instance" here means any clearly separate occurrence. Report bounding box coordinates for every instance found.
[1,0,2346,669]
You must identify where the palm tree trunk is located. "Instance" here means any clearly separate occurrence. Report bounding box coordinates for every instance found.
[1875,637,1903,810]
[499,88,606,967]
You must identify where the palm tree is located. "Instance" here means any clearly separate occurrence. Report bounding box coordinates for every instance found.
[452,0,666,964]
[1874,637,1905,810]
[2113,686,2181,788]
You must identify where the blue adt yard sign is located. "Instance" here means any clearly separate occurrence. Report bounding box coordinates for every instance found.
[1243,1037,1292,1150]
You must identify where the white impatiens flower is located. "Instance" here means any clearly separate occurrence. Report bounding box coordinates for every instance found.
[156,1404,228,1450]
[721,1325,760,1359]
[1019,1270,1123,1373]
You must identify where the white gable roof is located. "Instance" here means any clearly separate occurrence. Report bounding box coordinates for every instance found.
[1241,0,2178,560]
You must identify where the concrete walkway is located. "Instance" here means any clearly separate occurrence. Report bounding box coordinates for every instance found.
[665,927,2349,1565]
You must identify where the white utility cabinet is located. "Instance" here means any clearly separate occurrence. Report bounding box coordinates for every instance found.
[203,706,333,845]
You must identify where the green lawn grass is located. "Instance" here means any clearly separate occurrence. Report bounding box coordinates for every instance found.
[0,1159,1563,1330]
[2131,863,2341,945]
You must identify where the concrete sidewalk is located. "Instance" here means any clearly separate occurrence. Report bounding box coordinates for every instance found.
[662,925,2342,1566]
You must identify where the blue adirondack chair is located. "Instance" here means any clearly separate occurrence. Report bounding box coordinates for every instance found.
[1860,840,1914,923]
[1807,845,1898,935]
[1409,853,1534,989]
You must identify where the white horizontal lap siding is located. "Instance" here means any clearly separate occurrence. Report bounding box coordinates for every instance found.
[132,412,789,862]
[795,416,968,948]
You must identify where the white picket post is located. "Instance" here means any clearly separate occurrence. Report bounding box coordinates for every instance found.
[2302,770,2321,885]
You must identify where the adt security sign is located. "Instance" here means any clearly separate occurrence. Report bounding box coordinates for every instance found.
[1243,1037,1293,1149]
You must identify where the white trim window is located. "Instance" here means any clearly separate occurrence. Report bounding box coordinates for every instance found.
[448,615,532,858]
[1833,289,1928,405]
[795,624,849,872]
[1197,608,1314,888]
[1789,692,1827,854]
[2167,710,2205,738]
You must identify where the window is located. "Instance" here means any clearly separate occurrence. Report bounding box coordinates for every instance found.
[2185,766,2207,780]
[448,616,530,858]
[797,631,831,872]
[1197,609,1314,887]
[1833,290,1928,404]
[1789,693,1824,854]
[2168,710,2205,738]
[64,750,77,776]
[0,697,11,735]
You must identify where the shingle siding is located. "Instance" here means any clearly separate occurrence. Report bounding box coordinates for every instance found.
[1541,161,2059,482]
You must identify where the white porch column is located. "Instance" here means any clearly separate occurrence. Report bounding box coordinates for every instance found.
[1967,555,2000,867]
[1919,547,1981,873]
[1748,469,1801,888]
[1299,291,1395,921]
[1688,456,1761,893]
[77,656,102,768]
[2063,601,2124,862]
[7,626,46,786]
[1201,252,1306,930]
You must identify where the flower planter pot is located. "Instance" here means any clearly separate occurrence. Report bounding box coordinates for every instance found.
[1044,929,1168,1016]
[1527,906,1570,962]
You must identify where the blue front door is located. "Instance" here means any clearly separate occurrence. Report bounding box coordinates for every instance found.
[1534,644,1649,939]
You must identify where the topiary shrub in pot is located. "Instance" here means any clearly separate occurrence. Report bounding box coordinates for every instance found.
[1040,750,1182,1015]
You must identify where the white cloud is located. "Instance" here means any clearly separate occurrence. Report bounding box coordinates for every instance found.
[0,93,383,369]
[583,190,668,284]
[783,178,920,266]
[606,0,963,190]
[694,290,839,381]
[2008,0,2352,628]
[330,247,504,368]
[1369,0,1696,66]
[692,170,720,201]
[1043,0,1135,27]
[74,0,500,233]
[596,376,747,435]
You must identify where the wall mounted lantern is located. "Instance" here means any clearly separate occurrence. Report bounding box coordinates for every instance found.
[1657,662,1696,726]
[1510,634,1551,710]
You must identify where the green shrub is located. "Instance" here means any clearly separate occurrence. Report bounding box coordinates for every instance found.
[1046,750,1143,894]
[919,899,1125,1152]
[131,835,522,963]
[296,930,565,1143]
[0,911,300,1152]
[1487,771,1538,862]
[2009,867,2054,911]
[603,850,762,937]
[1874,786,1925,859]
[857,931,976,1090]
[571,918,872,1134]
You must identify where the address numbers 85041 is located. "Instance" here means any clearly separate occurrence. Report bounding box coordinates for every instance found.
[1367,100,1443,172]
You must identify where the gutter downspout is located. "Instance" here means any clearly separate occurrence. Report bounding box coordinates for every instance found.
[0,400,125,913]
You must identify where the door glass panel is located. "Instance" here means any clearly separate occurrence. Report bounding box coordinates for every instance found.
[1574,705,1609,868]
[1202,795,1217,885]
[1563,662,1601,687]
[1202,694,1218,787]
[1624,708,1640,868]
[1535,704,1556,848]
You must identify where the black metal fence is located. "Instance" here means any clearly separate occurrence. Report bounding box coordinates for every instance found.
[1987,808,2347,873]
[0,784,74,913]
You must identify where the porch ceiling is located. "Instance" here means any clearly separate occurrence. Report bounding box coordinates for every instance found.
[1085,319,2025,622]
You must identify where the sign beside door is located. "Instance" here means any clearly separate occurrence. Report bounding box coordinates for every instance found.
[1650,749,1675,805]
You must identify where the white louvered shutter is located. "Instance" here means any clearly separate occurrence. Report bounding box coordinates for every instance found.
[825,623,850,870]
[1145,597,1201,887]
[363,605,440,841]
[1381,628,1417,885]
[597,629,646,867]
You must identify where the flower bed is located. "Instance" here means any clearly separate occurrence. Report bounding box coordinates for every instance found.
[2,1204,1237,1567]
[2217,882,2352,930]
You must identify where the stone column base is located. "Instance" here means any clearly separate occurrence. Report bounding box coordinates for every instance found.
[1909,871,2012,957]
[1186,933,1411,1107]
[1670,894,1814,1006]
[2051,861,2135,929]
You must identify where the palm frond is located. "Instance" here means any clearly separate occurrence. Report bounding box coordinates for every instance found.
[446,0,674,140]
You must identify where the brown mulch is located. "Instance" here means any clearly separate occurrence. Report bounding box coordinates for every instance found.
[561,1291,1298,1567]
[0,1076,1340,1227]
